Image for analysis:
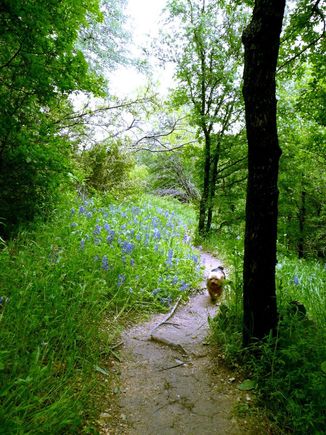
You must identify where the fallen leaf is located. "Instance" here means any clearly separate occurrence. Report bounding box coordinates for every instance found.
[237,379,256,391]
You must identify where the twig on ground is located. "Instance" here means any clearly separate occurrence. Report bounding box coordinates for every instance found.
[150,297,182,337]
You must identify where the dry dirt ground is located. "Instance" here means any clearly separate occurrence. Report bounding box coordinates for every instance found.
[98,252,270,435]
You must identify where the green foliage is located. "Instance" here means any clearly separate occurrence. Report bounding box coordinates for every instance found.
[0,193,201,432]
[0,0,106,238]
[278,73,326,259]
[79,141,135,194]
[208,229,326,433]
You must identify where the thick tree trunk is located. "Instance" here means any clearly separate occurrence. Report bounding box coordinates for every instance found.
[198,131,211,236]
[242,0,285,346]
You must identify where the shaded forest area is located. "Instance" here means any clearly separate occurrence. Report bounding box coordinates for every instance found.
[0,0,325,433]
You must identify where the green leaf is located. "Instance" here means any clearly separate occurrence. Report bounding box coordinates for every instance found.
[237,379,256,391]
[321,361,326,374]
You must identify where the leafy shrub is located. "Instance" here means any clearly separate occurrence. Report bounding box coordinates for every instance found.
[79,141,135,194]
[0,139,71,239]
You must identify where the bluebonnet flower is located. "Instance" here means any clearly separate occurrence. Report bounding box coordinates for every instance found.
[102,256,109,271]
[151,217,159,228]
[70,222,78,228]
[79,206,85,214]
[144,233,150,246]
[153,228,161,240]
[121,224,127,230]
[130,258,135,267]
[121,241,134,255]
[121,212,127,218]
[93,225,102,235]
[104,222,111,231]
[136,234,141,241]
[293,275,299,285]
[172,276,178,285]
[166,249,173,266]
[94,238,101,246]
[160,296,172,306]
[183,233,191,244]
[106,230,115,244]
[154,244,159,252]
[191,255,199,264]
[179,282,189,291]
[86,211,92,218]
[152,288,161,296]
[132,206,140,215]
[118,274,126,287]
[71,208,76,215]
[80,239,85,250]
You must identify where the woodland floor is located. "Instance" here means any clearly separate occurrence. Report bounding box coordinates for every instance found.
[98,252,271,435]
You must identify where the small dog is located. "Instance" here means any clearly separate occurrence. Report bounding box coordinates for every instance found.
[207,266,225,302]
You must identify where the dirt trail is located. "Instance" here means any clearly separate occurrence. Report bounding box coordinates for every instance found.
[99,252,267,434]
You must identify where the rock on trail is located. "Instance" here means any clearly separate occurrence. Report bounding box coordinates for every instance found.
[99,252,265,434]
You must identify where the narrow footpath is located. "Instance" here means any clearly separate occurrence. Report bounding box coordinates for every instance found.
[99,252,269,434]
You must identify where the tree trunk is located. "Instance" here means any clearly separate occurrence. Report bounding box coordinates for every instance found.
[198,131,211,236]
[242,0,285,346]
[298,187,306,259]
[206,139,220,234]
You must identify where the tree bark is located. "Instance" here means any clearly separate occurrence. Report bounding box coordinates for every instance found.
[298,186,306,259]
[198,130,211,236]
[206,139,220,234]
[242,0,286,346]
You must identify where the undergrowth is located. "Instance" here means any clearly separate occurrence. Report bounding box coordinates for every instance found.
[206,231,326,434]
[0,192,201,433]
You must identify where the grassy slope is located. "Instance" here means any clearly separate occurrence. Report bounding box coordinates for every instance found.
[0,193,202,433]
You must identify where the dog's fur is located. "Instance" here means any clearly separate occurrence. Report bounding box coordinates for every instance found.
[207,266,225,302]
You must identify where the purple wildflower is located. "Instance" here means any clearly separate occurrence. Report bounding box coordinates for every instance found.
[166,249,173,266]
[192,255,199,264]
[153,228,161,240]
[130,258,135,267]
[121,241,134,255]
[294,275,299,285]
[80,239,85,250]
[70,222,77,228]
[118,274,126,287]
[102,256,109,271]
[79,206,85,214]
[93,225,102,235]
[179,282,189,291]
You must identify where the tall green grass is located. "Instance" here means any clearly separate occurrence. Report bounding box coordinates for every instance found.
[0,193,201,433]
[206,231,326,434]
